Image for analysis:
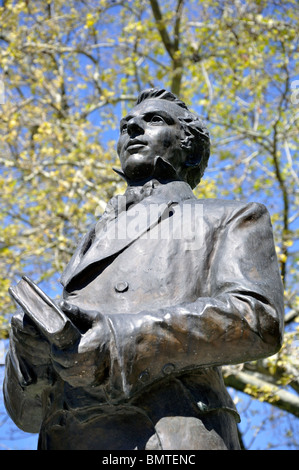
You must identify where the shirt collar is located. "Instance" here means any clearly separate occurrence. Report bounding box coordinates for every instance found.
[113,157,196,205]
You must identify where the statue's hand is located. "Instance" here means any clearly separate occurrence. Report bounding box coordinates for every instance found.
[50,301,111,388]
[11,311,51,367]
[58,300,99,331]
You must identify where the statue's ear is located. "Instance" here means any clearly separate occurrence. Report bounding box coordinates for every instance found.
[179,117,195,155]
[180,131,199,170]
[180,132,193,152]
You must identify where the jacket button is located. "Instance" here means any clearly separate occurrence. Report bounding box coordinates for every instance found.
[114,281,129,293]
[139,370,150,383]
[162,363,175,375]
[197,401,209,412]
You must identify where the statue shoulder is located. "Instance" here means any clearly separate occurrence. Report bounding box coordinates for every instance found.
[189,197,269,224]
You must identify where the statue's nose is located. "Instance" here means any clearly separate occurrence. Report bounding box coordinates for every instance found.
[127,117,144,137]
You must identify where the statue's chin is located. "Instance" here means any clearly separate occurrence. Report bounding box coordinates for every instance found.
[121,154,183,185]
[122,159,155,184]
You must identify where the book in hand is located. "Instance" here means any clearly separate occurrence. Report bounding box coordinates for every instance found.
[9,276,81,348]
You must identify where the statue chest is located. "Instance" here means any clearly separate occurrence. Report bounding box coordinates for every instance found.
[64,207,210,315]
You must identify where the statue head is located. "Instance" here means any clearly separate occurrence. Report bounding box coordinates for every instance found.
[116,88,210,188]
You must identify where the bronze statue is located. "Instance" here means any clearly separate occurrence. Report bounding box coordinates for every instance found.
[4,88,284,450]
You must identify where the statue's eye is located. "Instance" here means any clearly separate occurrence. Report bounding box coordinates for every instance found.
[121,124,128,134]
[150,115,165,125]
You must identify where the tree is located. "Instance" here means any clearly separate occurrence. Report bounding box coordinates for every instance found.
[0,0,298,449]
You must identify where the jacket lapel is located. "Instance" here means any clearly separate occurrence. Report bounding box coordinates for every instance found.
[61,181,196,288]
[61,198,173,287]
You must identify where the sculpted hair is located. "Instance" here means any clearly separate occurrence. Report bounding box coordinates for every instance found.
[135,88,210,188]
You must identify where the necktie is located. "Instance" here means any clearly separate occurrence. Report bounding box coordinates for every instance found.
[101,179,160,222]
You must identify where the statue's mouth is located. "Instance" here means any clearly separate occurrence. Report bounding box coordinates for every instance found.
[125,139,147,152]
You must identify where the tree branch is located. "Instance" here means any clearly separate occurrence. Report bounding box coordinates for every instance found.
[149,0,175,59]
[224,369,299,417]
[149,0,184,95]
[173,0,184,52]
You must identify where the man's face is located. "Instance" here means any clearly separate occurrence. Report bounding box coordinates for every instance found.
[117,99,186,184]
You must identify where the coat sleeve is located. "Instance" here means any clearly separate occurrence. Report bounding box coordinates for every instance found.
[104,202,284,401]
